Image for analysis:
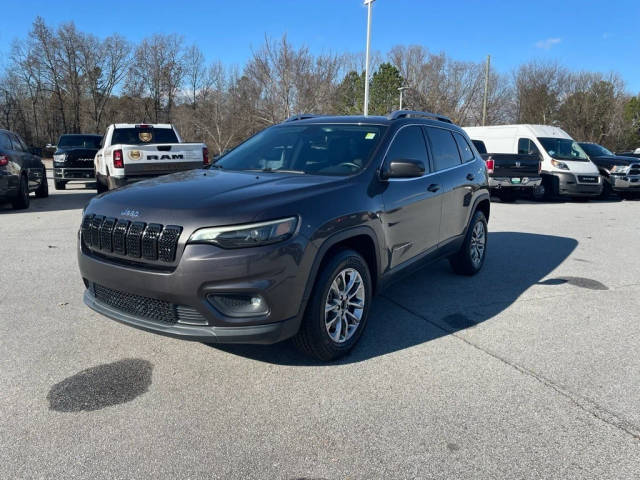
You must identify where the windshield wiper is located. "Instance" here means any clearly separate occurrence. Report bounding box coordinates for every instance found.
[248,168,306,174]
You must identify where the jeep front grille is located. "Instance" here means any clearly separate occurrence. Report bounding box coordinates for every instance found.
[90,282,207,325]
[82,214,182,262]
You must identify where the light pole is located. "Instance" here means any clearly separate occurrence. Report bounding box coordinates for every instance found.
[363,0,375,116]
[398,86,409,110]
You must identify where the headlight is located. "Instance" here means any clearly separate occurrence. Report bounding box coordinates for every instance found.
[551,159,569,170]
[610,165,630,174]
[53,153,67,163]
[189,217,298,249]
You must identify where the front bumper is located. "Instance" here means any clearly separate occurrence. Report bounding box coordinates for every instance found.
[54,167,95,181]
[610,175,640,191]
[489,176,542,190]
[83,288,300,343]
[78,235,315,344]
[552,172,603,197]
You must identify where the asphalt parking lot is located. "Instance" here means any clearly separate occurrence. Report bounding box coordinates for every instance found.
[1,177,640,479]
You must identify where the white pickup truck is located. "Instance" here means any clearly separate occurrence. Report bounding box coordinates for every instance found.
[94,123,209,192]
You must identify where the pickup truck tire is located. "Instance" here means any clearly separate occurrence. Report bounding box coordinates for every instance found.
[11,175,30,210]
[96,175,107,194]
[35,169,49,198]
[292,249,372,361]
[542,175,559,200]
[449,210,487,276]
[599,180,612,199]
[54,180,66,190]
[497,191,517,203]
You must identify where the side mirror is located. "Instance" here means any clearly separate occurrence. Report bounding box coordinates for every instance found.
[381,158,425,179]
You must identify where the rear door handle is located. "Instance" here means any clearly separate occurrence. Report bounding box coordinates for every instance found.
[427,184,440,192]
[466,173,475,181]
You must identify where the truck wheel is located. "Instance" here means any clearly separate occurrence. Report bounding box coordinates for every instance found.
[54,180,66,190]
[543,175,558,200]
[599,180,612,199]
[498,191,516,203]
[96,175,107,194]
[35,169,49,198]
[449,210,487,276]
[11,175,30,210]
[293,249,372,361]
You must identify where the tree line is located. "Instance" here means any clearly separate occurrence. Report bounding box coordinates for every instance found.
[1,17,639,154]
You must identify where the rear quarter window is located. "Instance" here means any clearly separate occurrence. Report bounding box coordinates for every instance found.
[454,133,475,162]
[426,127,461,171]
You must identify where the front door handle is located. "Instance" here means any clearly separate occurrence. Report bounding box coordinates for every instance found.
[427,184,440,192]
[466,173,475,181]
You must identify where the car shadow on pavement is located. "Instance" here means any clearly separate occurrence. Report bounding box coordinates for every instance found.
[0,185,96,214]
[212,231,578,366]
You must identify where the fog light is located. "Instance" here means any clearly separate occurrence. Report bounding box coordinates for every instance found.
[207,294,269,317]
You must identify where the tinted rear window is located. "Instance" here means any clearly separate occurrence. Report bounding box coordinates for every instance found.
[0,132,11,150]
[112,128,179,145]
[58,135,102,148]
[454,133,475,162]
[426,127,461,171]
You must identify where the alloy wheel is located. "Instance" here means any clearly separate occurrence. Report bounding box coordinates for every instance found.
[324,268,366,343]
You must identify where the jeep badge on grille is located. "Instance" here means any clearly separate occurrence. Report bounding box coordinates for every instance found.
[120,209,140,218]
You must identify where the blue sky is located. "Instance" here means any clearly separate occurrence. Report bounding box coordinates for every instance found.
[1,0,638,93]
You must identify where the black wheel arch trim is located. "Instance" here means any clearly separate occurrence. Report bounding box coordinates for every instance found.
[299,225,382,313]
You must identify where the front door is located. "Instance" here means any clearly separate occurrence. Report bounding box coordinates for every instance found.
[380,125,444,270]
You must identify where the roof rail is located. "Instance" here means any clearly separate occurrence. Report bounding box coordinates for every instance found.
[284,114,322,122]
[387,110,453,124]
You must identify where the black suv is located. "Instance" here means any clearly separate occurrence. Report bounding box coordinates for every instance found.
[0,128,48,209]
[78,111,490,360]
[52,134,102,190]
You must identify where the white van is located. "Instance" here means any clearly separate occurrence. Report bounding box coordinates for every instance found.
[464,124,602,198]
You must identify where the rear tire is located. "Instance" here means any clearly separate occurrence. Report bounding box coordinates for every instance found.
[54,180,66,190]
[293,249,372,361]
[11,175,30,210]
[96,175,107,194]
[35,169,49,198]
[497,191,517,203]
[449,210,487,276]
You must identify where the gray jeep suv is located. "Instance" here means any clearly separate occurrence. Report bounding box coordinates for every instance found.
[78,111,490,360]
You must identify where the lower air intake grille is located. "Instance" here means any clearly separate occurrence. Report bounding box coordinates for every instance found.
[92,283,178,324]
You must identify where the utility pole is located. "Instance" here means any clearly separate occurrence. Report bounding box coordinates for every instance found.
[482,54,490,126]
[363,0,375,116]
[398,86,409,110]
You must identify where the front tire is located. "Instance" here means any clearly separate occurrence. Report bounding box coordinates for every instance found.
[293,249,372,361]
[11,175,30,210]
[96,174,107,194]
[54,180,66,190]
[449,210,487,276]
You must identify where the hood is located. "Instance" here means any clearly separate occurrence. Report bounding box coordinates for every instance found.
[589,154,639,165]
[85,169,350,227]
[55,146,99,157]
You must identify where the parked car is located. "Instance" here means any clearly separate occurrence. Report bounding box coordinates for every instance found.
[78,110,490,361]
[52,134,102,190]
[579,142,640,198]
[0,128,48,209]
[464,125,602,199]
[94,123,208,193]
[470,138,542,202]
[615,148,640,159]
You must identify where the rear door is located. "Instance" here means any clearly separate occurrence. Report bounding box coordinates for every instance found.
[9,133,35,189]
[380,125,444,269]
[425,127,476,244]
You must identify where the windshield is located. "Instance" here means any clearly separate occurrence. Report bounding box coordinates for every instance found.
[111,127,179,145]
[215,124,387,176]
[58,135,102,148]
[537,137,589,162]
[579,143,613,157]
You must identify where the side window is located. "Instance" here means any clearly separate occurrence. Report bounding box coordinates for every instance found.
[518,138,540,156]
[385,126,429,172]
[426,127,461,171]
[453,132,475,162]
[517,138,529,154]
[10,134,25,152]
[0,132,12,150]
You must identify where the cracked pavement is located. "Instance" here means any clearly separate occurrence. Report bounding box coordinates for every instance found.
[1,180,639,479]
